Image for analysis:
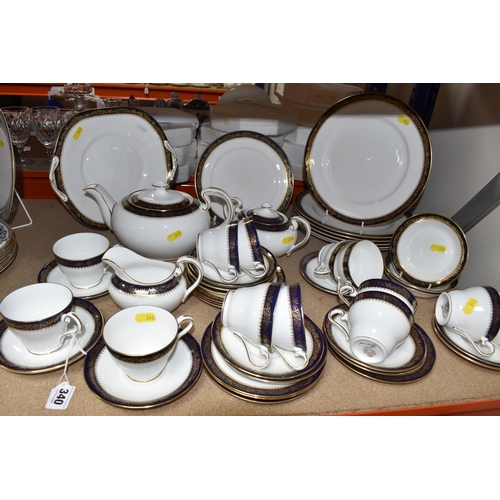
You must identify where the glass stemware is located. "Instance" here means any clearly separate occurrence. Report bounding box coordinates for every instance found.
[31,106,66,165]
[1,106,34,166]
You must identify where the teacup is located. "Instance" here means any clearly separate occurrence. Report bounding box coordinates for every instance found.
[0,283,83,355]
[196,216,266,283]
[435,286,500,356]
[103,305,193,383]
[339,278,418,313]
[221,282,308,370]
[53,232,110,289]
[328,290,414,364]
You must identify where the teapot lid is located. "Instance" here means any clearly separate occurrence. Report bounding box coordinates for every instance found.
[246,202,288,226]
[124,181,200,216]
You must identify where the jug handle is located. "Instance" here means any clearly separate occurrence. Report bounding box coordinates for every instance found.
[163,140,178,188]
[200,187,235,224]
[285,216,311,257]
[176,256,204,303]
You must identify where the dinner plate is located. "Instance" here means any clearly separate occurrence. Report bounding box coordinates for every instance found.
[38,259,112,299]
[299,251,339,295]
[390,213,468,287]
[84,334,202,409]
[0,298,103,374]
[211,313,326,381]
[51,107,174,229]
[201,322,325,402]
[323,304,426,374]
[195,130,293,224]
[0,111,15,223]
[432,314,500,370]
[305,93,431,225]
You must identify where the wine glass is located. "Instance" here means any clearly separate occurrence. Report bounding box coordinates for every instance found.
[31,106,65,166]
[1,106,34,166]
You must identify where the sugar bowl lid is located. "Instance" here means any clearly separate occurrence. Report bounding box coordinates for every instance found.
[245,202,289,228]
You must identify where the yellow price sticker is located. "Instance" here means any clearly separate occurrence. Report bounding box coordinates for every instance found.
[167,230,182,242]
[73,127,83,140]
[282,235,294,245]
[135,313,156,323]
[0,140,4,147]
[463,298,478,315]
[430,244,447,253]
[398,115,411,126]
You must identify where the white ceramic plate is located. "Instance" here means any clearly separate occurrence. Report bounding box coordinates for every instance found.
[0,112,15,223]
[195,130,293,223]
[51,108,174,229]
[305,93,431,225]
[390,213,468,287]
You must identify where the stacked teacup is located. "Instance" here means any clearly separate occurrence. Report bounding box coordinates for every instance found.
[201,282,328,403]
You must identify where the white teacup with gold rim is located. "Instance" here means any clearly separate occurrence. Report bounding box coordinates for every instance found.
[0,283,83,355]
[435,286,500,356]
[328,290,414,364]
[103,306,193,383]
[53,232,110,289]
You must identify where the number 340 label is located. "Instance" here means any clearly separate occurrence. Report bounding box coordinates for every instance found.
[45,382,76,410]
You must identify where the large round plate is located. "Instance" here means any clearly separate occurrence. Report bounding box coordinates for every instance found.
[0,111,15,223]
[390,213,468,287]
[51,107,174,229]
[305,93,431,225]
[195,130,293,224]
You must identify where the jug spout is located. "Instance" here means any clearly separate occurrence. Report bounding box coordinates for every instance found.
[83,183,116,229]
[102,246,176,285]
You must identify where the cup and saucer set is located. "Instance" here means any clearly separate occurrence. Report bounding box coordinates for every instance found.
[201,282,328,403]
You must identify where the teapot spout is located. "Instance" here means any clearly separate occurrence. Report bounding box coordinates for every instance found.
[83,183,116,229]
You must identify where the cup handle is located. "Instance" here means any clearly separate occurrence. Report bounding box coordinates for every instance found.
[232,331,272,369]
[176,315,194,340]
[202,260,239,283]
[327,308,351,342]
[338,282,357,306]
[59,311,83,344]
[176,256,204,303]
[285,216,311,257]
[271,344,309,371]
[452,326,495,356]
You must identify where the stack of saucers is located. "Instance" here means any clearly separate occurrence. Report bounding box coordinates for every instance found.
[293,191,405,251]
[323,304,436,384]
[0,221,18,273]
[385,213,467,298]
[201,312,327,404]
[186,247,285,308]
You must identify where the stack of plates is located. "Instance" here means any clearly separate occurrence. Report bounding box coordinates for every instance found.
[385,213,467,298]
[0,222,18,273]
[432,314,500,371]
[201,312,327,404]
[293,190,405,251]
[323,304,436,383]
[186,248,285,308]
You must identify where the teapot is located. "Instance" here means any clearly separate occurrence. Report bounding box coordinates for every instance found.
[240,202,311,257]
[83,180,233,260]
[102,245,203,311]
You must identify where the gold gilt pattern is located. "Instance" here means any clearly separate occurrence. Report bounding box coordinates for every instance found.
[484,286,500,340]
[53,107,173,230]
[289,284,307,351]
[304,92,432,226]
[390,213,468,288]
[259,283,282,349]
[3,302,73,331]
[227,221,240,271]
[243,217,265,266]
[352,290,414,325]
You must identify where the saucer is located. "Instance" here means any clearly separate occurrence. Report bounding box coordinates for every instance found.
[0,298,103,374]
[38,260,112,299]
[201,322,325,403]
[299,251,338,295]
[432,314,500,370]
[84,334,202,409]
[211,312,327,382]
[324,304,426,374]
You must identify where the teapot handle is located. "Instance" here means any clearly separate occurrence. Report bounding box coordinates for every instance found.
[176,256,204,303]
[200,187,235,224]
[286,216,312,257]
[163,140,178,188]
